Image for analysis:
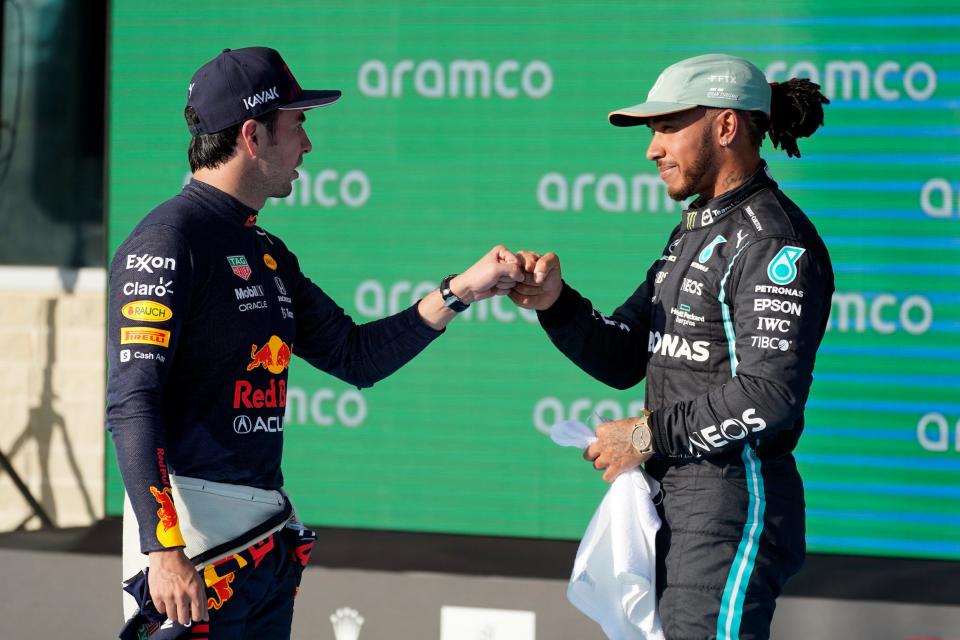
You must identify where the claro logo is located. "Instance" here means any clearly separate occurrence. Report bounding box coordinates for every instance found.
[765,60,936,101]
[358,59,553,99]
[537,173,679,214]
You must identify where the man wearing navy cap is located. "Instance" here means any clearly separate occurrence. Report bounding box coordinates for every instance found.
[107,47,523,639]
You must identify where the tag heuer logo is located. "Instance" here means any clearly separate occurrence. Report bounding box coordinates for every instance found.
[227,255,252,281]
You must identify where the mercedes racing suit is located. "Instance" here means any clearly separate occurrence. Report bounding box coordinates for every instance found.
[106,180,441,636]
[538,165,833,640]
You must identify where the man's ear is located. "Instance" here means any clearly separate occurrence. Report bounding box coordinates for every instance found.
[239,119,260,157]
[715,109,739,147]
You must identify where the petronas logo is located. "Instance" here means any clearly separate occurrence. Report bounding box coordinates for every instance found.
[767,246,805,285]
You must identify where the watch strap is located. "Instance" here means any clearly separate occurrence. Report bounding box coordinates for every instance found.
[440,274,470,313]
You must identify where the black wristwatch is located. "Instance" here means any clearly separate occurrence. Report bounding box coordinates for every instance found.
[440,274,470,313]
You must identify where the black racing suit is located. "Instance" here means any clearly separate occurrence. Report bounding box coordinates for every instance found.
[106,180,441,634]
[538,165,833,640]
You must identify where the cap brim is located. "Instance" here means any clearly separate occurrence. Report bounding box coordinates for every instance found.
[608,102,697,127]
[279,89,342,110]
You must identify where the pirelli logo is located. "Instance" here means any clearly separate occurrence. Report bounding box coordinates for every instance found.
[120,327,171,348]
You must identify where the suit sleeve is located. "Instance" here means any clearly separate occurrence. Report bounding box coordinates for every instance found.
[536,270,656,391]
[105,224,193,553]
[286,251,442,388]
[649,237,833,458]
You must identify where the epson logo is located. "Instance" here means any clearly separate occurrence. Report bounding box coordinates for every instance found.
[359,59,553,99]
[538,173,679,214]
[648,331,710,362]
[765,60,936,101]
[243,86,279,110]
[754,298,802,316]
[688,408,767,456]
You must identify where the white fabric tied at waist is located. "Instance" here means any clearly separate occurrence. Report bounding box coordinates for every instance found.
[550,419,665,640]
[121,474,294,621]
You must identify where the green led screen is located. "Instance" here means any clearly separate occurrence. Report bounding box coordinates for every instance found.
[107,1,960,561]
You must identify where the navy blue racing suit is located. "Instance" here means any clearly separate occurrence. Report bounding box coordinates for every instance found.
[538,165,834,640]
[106,180,441,637]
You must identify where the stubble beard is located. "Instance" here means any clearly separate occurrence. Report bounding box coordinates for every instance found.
[667,125,718,202]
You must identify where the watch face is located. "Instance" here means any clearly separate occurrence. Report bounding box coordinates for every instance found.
[632,423,651,452]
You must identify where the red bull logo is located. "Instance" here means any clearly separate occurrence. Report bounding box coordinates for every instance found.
[149,486,186,548]
[204,556,243,611]
[247,335,292,374]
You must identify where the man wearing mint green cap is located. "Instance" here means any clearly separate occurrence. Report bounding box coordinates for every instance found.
[511,54,832,639]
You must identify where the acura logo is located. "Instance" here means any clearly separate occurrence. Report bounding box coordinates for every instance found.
[233,415,252,434]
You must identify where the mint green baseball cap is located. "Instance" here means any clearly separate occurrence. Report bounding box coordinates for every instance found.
[609,53,772,127]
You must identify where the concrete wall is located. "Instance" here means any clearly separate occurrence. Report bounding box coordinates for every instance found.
[0,267,105,531]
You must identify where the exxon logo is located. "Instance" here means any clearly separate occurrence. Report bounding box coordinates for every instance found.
[243,86,279,110]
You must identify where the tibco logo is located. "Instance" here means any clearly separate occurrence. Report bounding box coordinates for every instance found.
[538,173,679,214]
[765,59,936,101]
[358,59,553,99]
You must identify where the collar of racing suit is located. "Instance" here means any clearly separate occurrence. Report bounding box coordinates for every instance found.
[681,161,776,231]
[181,178,261,228]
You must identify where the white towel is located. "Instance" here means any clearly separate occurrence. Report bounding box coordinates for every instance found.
[550,420,665,640]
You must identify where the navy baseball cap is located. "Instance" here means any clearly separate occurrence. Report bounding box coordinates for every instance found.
[186,47,341,135]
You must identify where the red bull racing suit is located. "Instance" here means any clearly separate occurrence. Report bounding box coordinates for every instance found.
[537,165,834,640]
[107,180,442,636]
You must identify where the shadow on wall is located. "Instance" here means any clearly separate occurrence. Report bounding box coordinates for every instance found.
[1,285,96,529]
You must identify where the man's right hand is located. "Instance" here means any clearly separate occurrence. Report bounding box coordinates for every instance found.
[148,548,208,625]
[508,250,563,311]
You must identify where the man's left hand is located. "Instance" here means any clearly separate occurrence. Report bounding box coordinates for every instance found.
[583,413,653,483]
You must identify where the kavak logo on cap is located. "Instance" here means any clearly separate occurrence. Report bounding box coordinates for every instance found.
[186,47,342,135]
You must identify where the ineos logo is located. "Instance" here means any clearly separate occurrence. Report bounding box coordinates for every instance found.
[234,415,252,434]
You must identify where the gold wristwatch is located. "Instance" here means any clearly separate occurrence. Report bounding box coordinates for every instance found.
[631,416,654,456]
